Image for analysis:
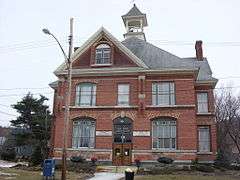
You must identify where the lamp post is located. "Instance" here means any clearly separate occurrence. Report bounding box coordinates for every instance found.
[43,18,73,180]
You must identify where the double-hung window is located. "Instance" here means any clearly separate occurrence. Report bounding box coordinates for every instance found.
[76,83,96,106]
[152,82,175,106]
[152,119,176,149]
[72,119,95,148]
[197,92,208,113]
[117,84,130,106]
[198,126,210,152]
[95,44,111,64]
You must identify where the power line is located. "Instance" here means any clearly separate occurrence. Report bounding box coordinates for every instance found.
[0,76,239,91]
[0,40,240,54]
[217,76,240,80]
[2,39,240,48]
[0,104,10,108]
[0,85,239,98]
[0,92,53,98]
[0,110,17,117]
[0,87,51,91]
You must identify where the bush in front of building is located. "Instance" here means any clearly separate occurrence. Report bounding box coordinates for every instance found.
[192,164,215,173]
[70,155,86,163]
[1,150,16,161]
[157,157,174,164]
[149,165,176,175]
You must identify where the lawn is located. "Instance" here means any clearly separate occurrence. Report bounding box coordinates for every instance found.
[135,175,240,180]
[1,168,240,180]
[0,168,90,180]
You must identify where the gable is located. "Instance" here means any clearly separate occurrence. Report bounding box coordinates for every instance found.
[72,36,139,69]
[55,27,148,74]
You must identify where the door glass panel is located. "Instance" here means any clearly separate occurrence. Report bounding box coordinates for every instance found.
[113,118,132,143]
[115,148,121,156]
[124,149,129,156]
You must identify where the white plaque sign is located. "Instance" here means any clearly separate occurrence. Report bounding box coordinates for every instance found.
[96,131,112,136]
[133,131,150,136]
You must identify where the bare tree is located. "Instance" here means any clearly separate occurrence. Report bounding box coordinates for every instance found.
[215,89,240,163]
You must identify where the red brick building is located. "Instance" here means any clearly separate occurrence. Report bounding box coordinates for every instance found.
[50,5,218,165]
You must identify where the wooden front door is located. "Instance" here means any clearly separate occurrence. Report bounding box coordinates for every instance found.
[113,143,132,166]
[112,117,133,166]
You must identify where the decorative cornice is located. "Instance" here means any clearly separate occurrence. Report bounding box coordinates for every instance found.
[147,111,181,119]
[55,67,198,77]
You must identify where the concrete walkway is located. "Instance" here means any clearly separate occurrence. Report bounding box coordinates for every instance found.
[89,172,124,180]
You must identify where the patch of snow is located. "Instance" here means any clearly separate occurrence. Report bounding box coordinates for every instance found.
[0,160,28,168]
[0,172,18,176]
[89,172,124,180]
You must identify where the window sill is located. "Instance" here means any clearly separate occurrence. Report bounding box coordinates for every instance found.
[152,148,176,152]
[54,147,112,152]
[91,63,112,67]
[147,105,195,108]
[151,149,197,153]
[71,147,94,150]
[196,112,214,116]
[116,105,130,107]
[69,105,138,109]
[197,152,213,155]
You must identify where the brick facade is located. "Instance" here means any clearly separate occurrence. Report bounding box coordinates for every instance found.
[50,62,217,163]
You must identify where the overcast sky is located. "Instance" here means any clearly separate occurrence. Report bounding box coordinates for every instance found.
[0,0,240,127]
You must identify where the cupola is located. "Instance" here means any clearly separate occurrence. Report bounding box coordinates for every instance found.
[122,4,148,41]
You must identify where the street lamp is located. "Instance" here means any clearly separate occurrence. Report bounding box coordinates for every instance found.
[42,28,68,61]
[42,18,73,180]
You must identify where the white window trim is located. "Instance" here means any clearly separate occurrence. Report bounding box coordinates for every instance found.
[75,83,96,107]
[152,82,175,106]
[198,126,211,153]
[152,120,177,150]
[72,120,96,149]
[117,84,130,106]
[95,43,111,65]
[197,92,209,113]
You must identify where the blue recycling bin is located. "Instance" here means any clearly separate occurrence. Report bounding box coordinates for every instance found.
[43,159,55,177]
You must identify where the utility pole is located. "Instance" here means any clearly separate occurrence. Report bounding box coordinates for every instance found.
[45,108,48,160]
[62,17,73,180]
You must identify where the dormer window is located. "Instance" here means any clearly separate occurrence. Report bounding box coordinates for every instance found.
[95,43,111,64]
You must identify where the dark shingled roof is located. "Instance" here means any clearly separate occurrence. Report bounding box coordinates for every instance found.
[122,4,145,17]
[122,37,216,81]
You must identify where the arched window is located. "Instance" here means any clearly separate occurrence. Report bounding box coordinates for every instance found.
[72,118,95,148]
[152,118,176,149]
[95,43,111,64]
[75,83,96,106]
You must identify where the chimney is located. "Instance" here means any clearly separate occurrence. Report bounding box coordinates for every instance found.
[195,40,203,60]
